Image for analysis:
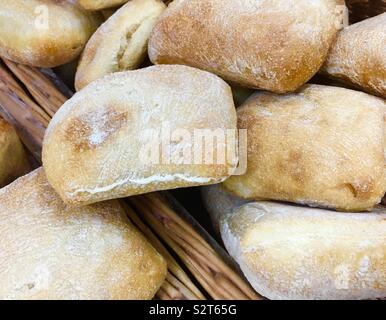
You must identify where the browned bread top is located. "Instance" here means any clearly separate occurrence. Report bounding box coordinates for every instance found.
[0,168,167,299]
[223,85,386,212]
[149,0,346,93]
[323,13,386,98]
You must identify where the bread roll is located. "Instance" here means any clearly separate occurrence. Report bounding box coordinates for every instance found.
[223,200,386,300]
[223,84,386,212]
[0,0,102,68]
[231,85,254,108]
[0,118,30,187]
[149,0,346,93]
[43,65,238,205]
[323,13,386,98]
[101,8,118,20]
[80,0,128,11]
[0,168,166,300]
[75,0,166,91]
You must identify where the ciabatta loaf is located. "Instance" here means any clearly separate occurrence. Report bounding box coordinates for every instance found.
[323,13,386,98]
[44,65,238,205]
[0,0,102,67]
[80,0,128,11]
[0,118,30,187]
[223,201,386,300]
[202,185,386,300]
[0,168,166,300]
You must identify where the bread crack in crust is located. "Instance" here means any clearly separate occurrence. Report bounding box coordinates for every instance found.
[202,185,386,300]
[75,0,166,90]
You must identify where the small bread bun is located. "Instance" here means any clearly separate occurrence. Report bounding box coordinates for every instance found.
[0,168,166,300]
[0,118,30,187]
[80,0,128,11]
[0,0,102,68]
[201,184,249,236]
[223,84,386,212]
[75,0,166,91]
[225,201,386,300]
[323,13,386,98]
[43,65,238,205]
[202,185,386,300]
[149,0,346,93]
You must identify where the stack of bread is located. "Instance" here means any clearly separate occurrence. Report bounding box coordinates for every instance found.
[0,0,384,300]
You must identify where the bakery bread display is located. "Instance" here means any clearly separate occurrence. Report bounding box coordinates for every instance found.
[0,168,167,300]
[0,118,30,187]
[44,65,238,205]
[0,0,102,68]
[323,13,386,98]
[223,84,386,212]
[149,0,346,93]
[75,0,166,90]
[80,0,128,11]
[202,185,386,300]
[0,0,384,301]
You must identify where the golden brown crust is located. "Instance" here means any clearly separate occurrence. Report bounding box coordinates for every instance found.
[0,118,30,187]
[323,13,386,98]
[43,65,238,205]
[0,168,167,300]
[221,201,386,300]
[223,84,386,212]
[149,0,346,93]
[0,0,102,68]
[75,0,166,91]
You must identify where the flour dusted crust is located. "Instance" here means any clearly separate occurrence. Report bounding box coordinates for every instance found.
[202,185,386,299]
[0,0,102,68]
[323,13,386,98]
[223,84,386,212]
[43,65,238,205]
[0,118,30,187]
[221,201,386,300]
[75,0,166,91]
[149,0,346,93]
[0,168,166,300]
[80,0,128,10]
